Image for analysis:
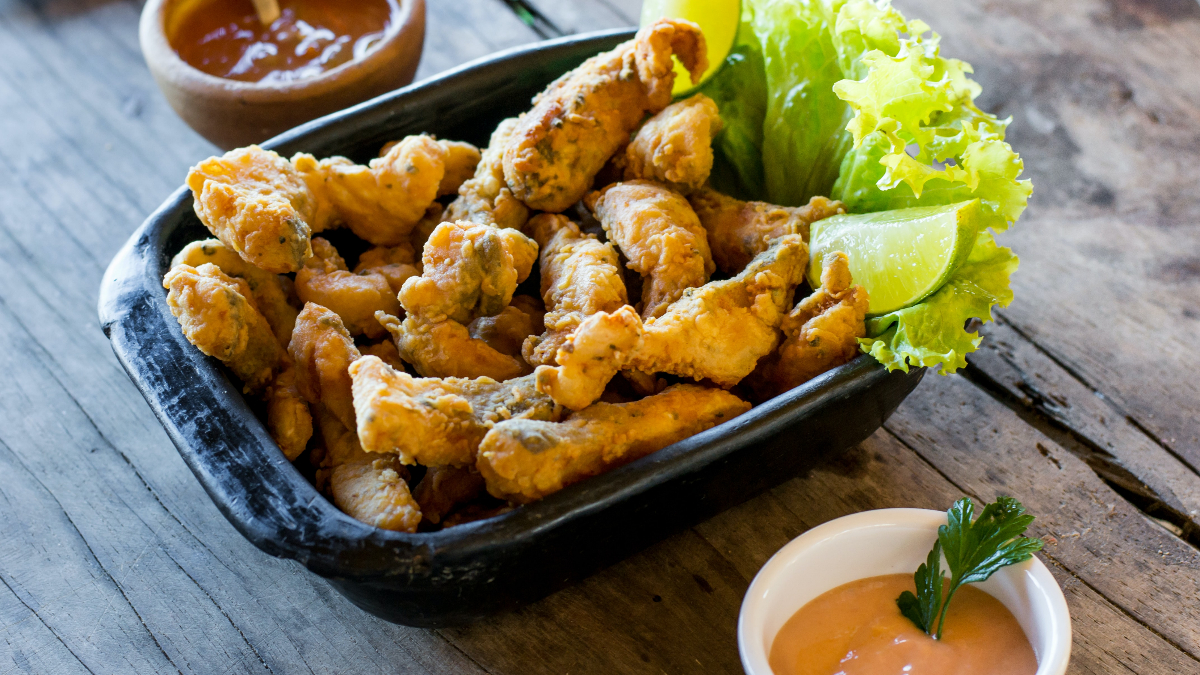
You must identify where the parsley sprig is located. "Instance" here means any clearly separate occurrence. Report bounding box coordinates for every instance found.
[897,497,1044,639]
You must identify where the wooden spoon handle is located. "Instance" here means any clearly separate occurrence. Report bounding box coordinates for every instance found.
[251,0,281,25]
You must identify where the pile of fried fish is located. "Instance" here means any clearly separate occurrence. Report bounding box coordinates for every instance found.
[164,19,869,533]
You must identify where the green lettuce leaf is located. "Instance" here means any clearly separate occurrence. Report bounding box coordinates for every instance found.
[861,233,1018,373]
[700,0,1032,374]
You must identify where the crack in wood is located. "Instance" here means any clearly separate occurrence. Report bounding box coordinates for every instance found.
[994,312,1198,474]
[961,362,1200,548]
[0,574,98,675]
[0,437,181,674]
[496,0,565,39]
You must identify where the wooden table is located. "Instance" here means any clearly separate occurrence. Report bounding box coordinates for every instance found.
[2,0,1198,672]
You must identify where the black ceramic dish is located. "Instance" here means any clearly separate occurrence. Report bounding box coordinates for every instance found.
[99,29,926,627]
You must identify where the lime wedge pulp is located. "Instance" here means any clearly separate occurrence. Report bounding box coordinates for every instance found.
[640,0,741,96]
[808,200,983,316]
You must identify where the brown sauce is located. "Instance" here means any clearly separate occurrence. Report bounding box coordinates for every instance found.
[170,0,399,83]
[768,574,1037,675]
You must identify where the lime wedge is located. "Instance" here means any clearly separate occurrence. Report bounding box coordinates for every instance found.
[808,200,982,316]
[640,0,741,96]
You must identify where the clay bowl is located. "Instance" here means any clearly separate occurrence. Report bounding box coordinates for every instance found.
[139,0,426,150]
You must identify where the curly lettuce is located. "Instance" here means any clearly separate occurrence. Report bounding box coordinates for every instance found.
[700,0,1032,373]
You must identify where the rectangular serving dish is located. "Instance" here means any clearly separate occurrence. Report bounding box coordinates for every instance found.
[98,29,925,627]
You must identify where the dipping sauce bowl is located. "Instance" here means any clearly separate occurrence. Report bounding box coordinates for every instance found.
[140,0,426,149]
[738,508,1071,675]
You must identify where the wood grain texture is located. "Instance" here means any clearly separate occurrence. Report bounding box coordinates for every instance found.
[893,0,1200,485]
[0,0,1198,672]
[968,319,1200,539]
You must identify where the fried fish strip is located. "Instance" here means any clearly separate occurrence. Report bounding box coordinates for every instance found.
[522,214,629,367]
[689,188,846,273]
[164,263,286,391]
[186,146,314,273]
[349,356,561,467]
[413,465,487,525]
[587,180,714,320]
[622,93,723,194]
[436,140,483,197]
[477,384,749,503]
[445,118,530,230]
[399,220,537,324]
[289,303,361,432]
[627,234,808,388]
[172,238,299,345]
[502,19,708,212]
[468,295,544,358]
[380,139,480,197]
[292,134,446,245]
[381,312,529,381]
[317,408,422,533]
[749,252,869,401]
[295,237,401,338]
[265,362,313,461]
[534,306,643,411]
[353,242,421,295]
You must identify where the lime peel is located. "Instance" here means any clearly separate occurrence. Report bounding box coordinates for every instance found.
[808,199,982,317]
[640,0,742,96]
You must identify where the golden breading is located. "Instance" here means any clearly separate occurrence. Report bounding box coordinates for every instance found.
[380,139,480,197]
[477,384,750,503]
[622,94,723,194]
[521,214,629,367]
[163,263,286,392]
[468,296,545,358]
[317,409,422,533]
[380,312,529,381]
[587,180,715,320]
[749,252,869,401]
[359,339,407,371]
[502,19,708,212]
[627,234,808,388]
[349,356,562,467]
[534,306,643,411]
[172,238,299,345]
[436,140,482,197]
[690,188,846,273]
[400,220,538,324]
[292,134,446,245]
[445,118,531,230]
[186,146,314,273]
[288,303,361,432]
[413,465,487,525]
[353,243,421,295]
[264,362,313,461]
[295,237,400,339]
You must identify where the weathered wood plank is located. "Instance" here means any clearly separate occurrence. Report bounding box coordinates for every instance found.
[891,0,1200,489]
[0,437,179,674]
[415,0,548,81]
[518,0,636,35]
[968,318,1200,538]
[886,373,1200,659]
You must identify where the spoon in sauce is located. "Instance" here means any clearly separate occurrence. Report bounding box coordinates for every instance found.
[251,0,282,25]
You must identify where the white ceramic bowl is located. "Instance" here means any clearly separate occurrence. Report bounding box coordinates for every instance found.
[738,508,1071,675]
